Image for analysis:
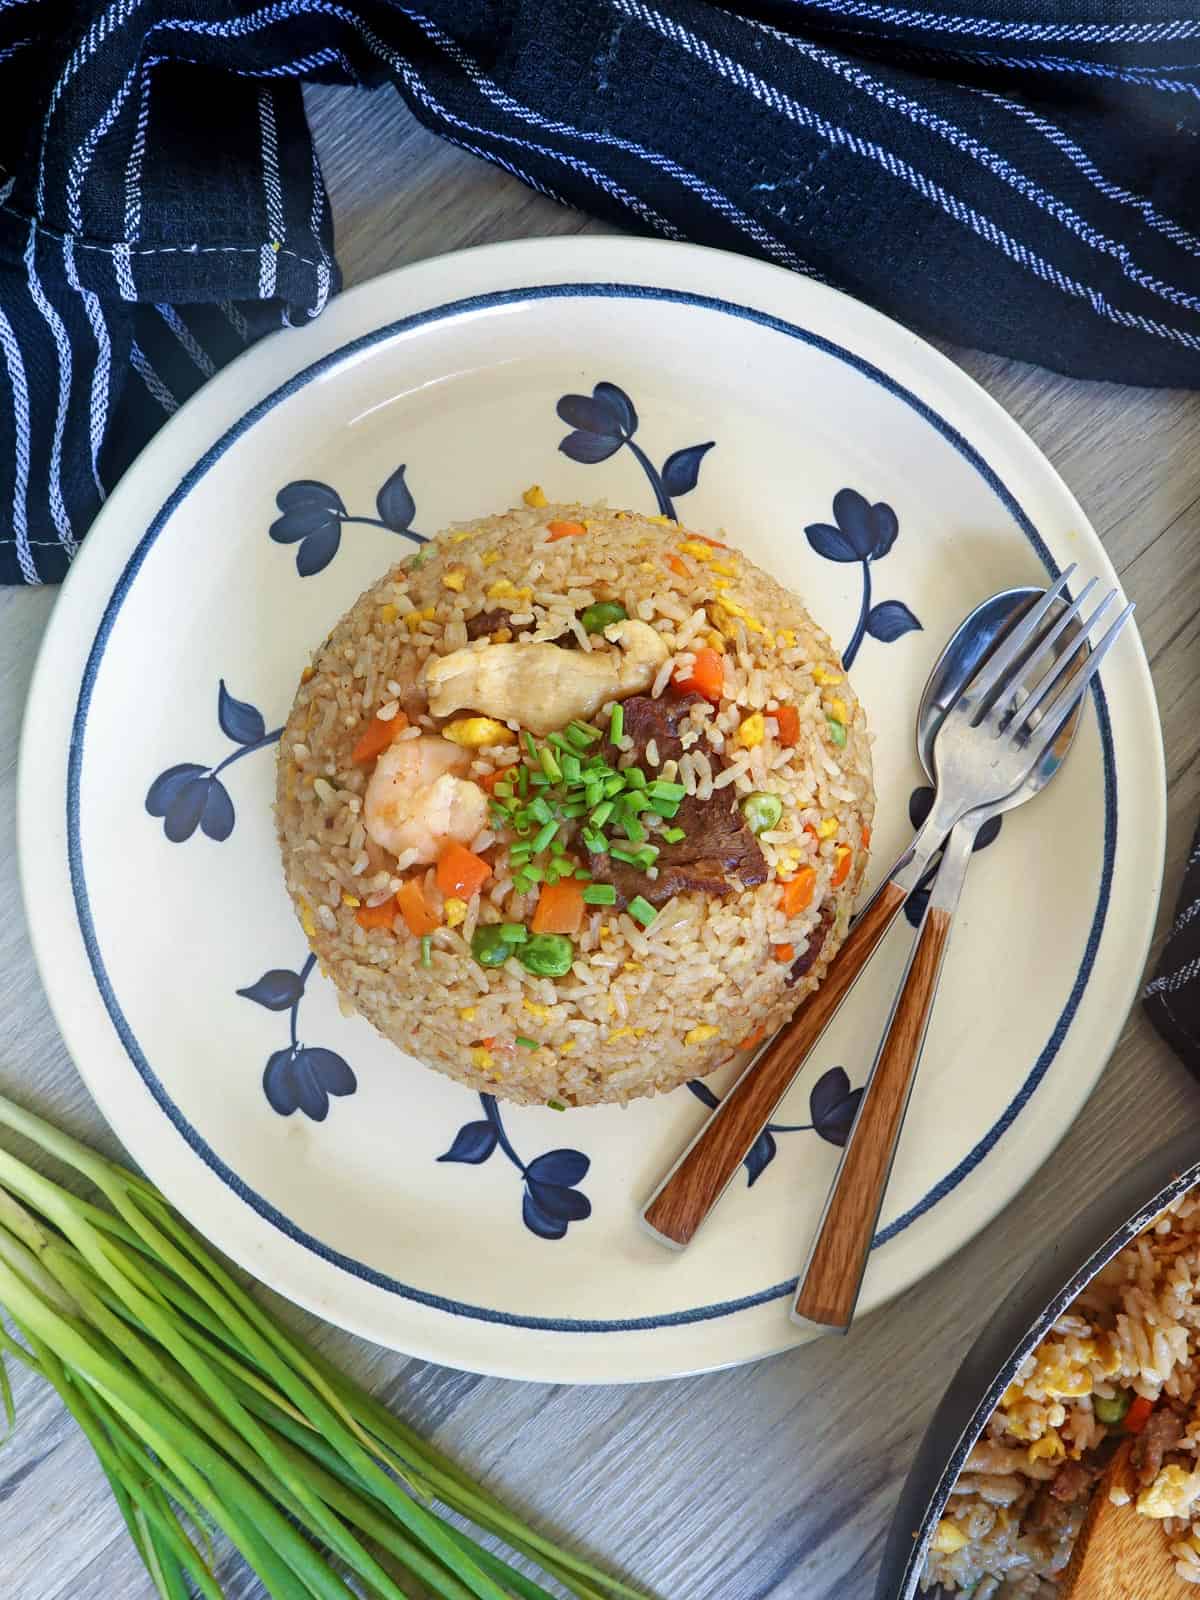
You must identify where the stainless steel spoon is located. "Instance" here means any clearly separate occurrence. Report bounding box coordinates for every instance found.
[792,585,1120,1332]
[641,572,1119,1253]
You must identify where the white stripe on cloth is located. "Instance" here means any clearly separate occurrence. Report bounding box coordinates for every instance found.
[123,58,153,241]
[1146,949,1200,999]
[969,88,1200,262]
[62,235,110,502]
[129,340,178,413]
[613,0,1200,355]
[23,222,76,555]
[258,87,283,299]
[155,304,216,377]
[307,137,333,320]
[221,301,251,343]
[113,242,135,301]
[748,16,1200,316]
[0,305,37,583]
[743,0,1200,46]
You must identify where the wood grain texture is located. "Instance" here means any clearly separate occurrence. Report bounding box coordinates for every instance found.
[1060,1440,1191,1599]
[794,907,953,1332]
[642,879,909,1249]
[2,84,1200,1600]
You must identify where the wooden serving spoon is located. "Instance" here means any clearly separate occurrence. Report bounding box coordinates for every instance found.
[1059,1439,1192,1599]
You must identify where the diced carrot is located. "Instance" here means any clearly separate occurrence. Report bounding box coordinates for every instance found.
[546,519,586,541]
[531,878,585,935]
[351,710,408,764]
[481,1036,497,1049]
[436,840,492,900]
[773,943,795,964]
[479,769,507,793]
[356,897,398,932]
[831,844,853,888]
[396,878,440,938]
[779,866,816,918]
[673,645,725,704]
[697,534,729,549]
[739,1026,767,1051]
[1124,1396,1155,1435]
[776,705,800,748]
[665,553,689,578]
[861,823,872,848]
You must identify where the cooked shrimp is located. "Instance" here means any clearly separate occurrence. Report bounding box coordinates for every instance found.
[363,735,487,864]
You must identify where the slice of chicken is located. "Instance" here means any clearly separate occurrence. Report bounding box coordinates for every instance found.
[423,620,669,736]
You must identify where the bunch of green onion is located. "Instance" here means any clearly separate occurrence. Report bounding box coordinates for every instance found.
[0,1091,647,1600]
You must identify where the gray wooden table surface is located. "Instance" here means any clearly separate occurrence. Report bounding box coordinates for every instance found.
[3,83,1200,1600]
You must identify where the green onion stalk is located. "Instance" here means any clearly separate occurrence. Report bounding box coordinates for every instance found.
[0,1091,649,1600]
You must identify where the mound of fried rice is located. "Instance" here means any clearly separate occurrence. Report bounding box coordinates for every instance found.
[276,503,874,1106]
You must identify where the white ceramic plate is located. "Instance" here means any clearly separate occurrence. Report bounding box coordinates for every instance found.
[20,239,1163,1384]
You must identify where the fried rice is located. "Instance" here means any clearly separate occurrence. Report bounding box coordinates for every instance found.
[275,502,874,1107]
[925,1190,1200,1595]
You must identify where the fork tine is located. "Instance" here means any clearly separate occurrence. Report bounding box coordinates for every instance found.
[963,566,1076,711]
[1018,601,1135,756]
[1006,586,1117,737]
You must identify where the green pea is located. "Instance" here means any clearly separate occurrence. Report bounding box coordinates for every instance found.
[518,933,575,978]
[580,601,628,634]
[1094,1390,1132,1427]
[471,926,512,968]
[826,717,847,748]
[740,791,783,835]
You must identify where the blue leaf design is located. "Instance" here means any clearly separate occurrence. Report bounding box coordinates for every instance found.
[558,428,624,465]
[593,382,637,435]
[904,883,933,930]
[218,681,266,745]
[909,785,935,831]
[376,464,415,532]
[438,1121,499,1165]
[200,778,235,842]
[870,502,899,560]
[297,1047,356,1098]
[524,1149,589,1187]
[237,969,305,1011]
[831,488,877,560]
[270,481,344,543]
[293,1060,330,1122]
[660,442,714,499]
[975,814,1002,850]
[686,1079,720,1111]
[526,1180,591,1222]
[810,1066,862,1147]
[296,523,342,577]
[263,1048,300,1115]
[522,1191,568,1240]
[744,1129,777,1188]
[146,763,207,817]
[163,777,210,843]
[805,522,859,563]
[866,600,922,644]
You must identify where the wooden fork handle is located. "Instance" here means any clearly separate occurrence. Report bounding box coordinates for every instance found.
[641,878,908,1249]
[792,903,952,1329]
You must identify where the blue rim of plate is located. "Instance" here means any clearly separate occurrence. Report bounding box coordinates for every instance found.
[66,282,1117,1334]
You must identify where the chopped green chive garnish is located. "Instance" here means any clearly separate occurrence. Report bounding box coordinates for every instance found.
[627,896,656,928]
[420,935,433,967]
[560,800,588,818]
[610,846,642,865]
[509,842,533,863]
[590,800,614,828]
[648,780,686,801]
[582,829,609,854]
[647,797,680,818]
[561,753,582,784]
[518,765,529,796]
[583,883,617,905]
[584,781,604,809]
[622,815,648,845]
[539,746,562,782]
[527,795,553,826]
[662,826,686,843]
[574,866,592,881]
[513,870,535,894]
[603,773,626,798]
[531,819,558,853]
[548,1098,567,1110]
[568,719,602,746]
[549,838,567,854]
[610,703,624,743]
[516,1036,540,1051]
[525,864,545,883]
[523,731,538,762]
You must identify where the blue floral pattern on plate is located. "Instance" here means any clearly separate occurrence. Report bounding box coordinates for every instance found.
[903,785,1002,928]
[687,1064,864,1187]
[270,464,427,576]
[439,1095,592,1240]
[238,953,357,1121]
[146,681,281,843]
[805,488,923,669]
[557,381,713,519]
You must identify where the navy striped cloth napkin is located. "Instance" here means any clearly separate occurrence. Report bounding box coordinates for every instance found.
[2,2,1198,1037]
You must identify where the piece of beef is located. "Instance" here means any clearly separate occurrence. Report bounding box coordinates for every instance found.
[1132,1407,1185,1485]
[464,609,577,646]
[1049,1458,1104,1503]
[786,903,835,987]
[609,692,706,766]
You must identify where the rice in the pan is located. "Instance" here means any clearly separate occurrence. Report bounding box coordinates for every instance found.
[925,1191,1200,1595]
[276,503,874,1106]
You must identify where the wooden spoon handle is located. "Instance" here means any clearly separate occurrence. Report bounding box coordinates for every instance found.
[792,818,975,1331]
[640,876,907,1249]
